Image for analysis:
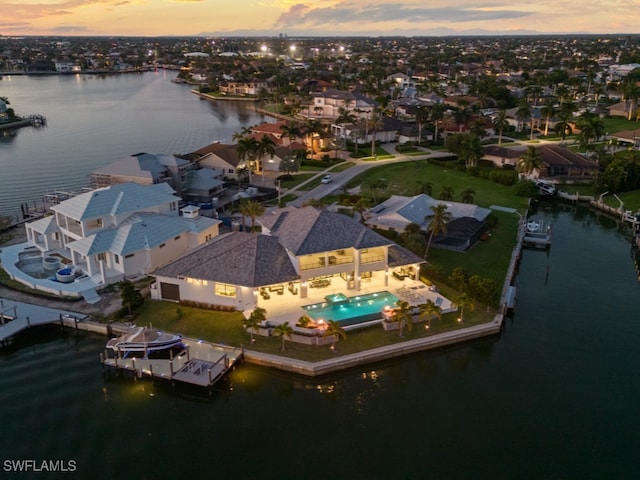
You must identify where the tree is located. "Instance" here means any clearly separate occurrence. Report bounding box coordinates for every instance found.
[460,187,475,204]
[391,300,413,337]
[517,146,544,178]
[430,103,446,144]
[576,112,605,149]
[448,267,469,292]
[239,200,265,232]
[415,105,429,146]
[278,156,300,178]
[273,321,293,351]
[554,101,577,141]
[236,136,260,183]
[415,180,433,196]
[418,299,442,329]
[120,280,144,316]
[369,111,383,157]
[540,100,556,137]
[323,320,347,351]
[424,203,452,259]
[336,107,357,148]
[439,186,455,201]
[242,307,266,344]
[515,100,531,134]
[402,222,426,256]
[492,109,509,146]
[256,134,276,174]
[279,122,302,151]
[447,133,483,169]
[454,292,474,323]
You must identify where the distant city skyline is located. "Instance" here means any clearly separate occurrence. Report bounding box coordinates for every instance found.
[1,0,638,38]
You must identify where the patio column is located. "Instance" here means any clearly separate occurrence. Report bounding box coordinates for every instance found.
[384,267,389,286]
[354,251,362,291]
[300,281,308,298]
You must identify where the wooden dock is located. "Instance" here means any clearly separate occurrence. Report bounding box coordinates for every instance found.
[101,337,243,390]
[0,298,85,345]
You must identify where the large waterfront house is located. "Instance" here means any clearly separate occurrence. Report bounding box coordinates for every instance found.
[151,206,425,311]
[365,194,491,252]
[91,152,225,203]
[20,183,220,290]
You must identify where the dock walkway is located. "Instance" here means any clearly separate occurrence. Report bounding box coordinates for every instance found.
[101,337,242,389]
[0,298,85,344]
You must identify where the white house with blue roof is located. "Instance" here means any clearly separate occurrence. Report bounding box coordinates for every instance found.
[23,183,221,289]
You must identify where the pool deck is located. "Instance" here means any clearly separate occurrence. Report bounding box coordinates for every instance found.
[254,275,454,328]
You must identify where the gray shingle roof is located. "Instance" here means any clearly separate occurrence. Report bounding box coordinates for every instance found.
[387,244,426,268]
[153,232,299,287]
[259,207,393,255]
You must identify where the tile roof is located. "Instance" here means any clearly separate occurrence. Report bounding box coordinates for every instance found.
[153,232,299,287]
[50,183,178,221]
[259,207,393,255]
[69,213,189,256]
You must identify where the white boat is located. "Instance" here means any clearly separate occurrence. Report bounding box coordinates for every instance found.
[106,327,184,358]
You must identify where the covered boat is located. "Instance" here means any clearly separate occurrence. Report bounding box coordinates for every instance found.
[106,327,184,358]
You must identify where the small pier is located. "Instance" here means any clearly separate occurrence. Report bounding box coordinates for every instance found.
[101,337,243,390]
[0,298,85,346]
[523,218,552,248]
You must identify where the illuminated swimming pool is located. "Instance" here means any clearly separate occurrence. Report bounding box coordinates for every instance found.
[302,291,399,326]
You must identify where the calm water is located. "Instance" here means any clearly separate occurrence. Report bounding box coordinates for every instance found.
[0,72,270,218]
[1,203,638,479]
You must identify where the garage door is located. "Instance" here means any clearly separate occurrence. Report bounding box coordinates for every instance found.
[160,282,180,301]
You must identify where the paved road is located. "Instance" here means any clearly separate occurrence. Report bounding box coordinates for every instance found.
[288,145,453,207]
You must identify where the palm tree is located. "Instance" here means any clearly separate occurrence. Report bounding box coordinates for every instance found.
[323,320,347,351]
[457,134,484,169]
[336,107,357,148]
[540,100,556,137]
[242,307,266,343]
[256,134,276,174]
[418,299,442,329]
[415,180,433,196]
[515,100,531,134]
[517,146,544,178]
[492,109,509,146]
[554,101,577,141]
[415,105,429,146]
[239,199,265,232]
[304,119,325,154]
[273,321,293,351]
[392,300,413,337]
[454,292,474,323]
[424,203,452,259]
[461,187,475,204]
[576,112,605,149]
[369,111,383,157]
[439,186,455,201]
[430,103,446,144]
[279,122,302,151]
[236,136,259,183]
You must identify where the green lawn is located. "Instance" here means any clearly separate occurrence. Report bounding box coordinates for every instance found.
[348,160,530,212]
[602,117,640,134]
[134,300,492,362]
[278,173,315,189]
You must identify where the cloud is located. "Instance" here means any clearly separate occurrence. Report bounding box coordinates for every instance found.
[274,2,531,28]
[50,25,91,32]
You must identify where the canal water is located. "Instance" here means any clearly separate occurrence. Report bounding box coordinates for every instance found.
[0,72,270,218]
[1,203,638,479]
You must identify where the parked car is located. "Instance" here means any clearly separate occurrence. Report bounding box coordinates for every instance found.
[321,174,333,184]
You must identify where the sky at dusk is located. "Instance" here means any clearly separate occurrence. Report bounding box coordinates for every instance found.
[1,0,639,37]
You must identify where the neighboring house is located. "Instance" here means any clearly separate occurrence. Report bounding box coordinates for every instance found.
[534,145,599,179]
[304,88,376,120]
[92,153,191,192]
[23,183,220,287]
[608,101,634,118]
[151,207,424,311]
[610,129,640,149]
[219,78,269,96]
[192,142,246,178]
[482,145,524,168]
[366,194,491,252]
[92,152,225,204]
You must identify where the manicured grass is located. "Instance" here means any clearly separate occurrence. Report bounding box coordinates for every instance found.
[278,173,315,189]
[131,300,492,362]
[427,210,520,288]
[348,160,530,212]
[602,117,640,134]
[330,161,356,172]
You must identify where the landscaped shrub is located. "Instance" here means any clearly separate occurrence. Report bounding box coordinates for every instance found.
[488,170,518,186]
[514,180,540,197]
